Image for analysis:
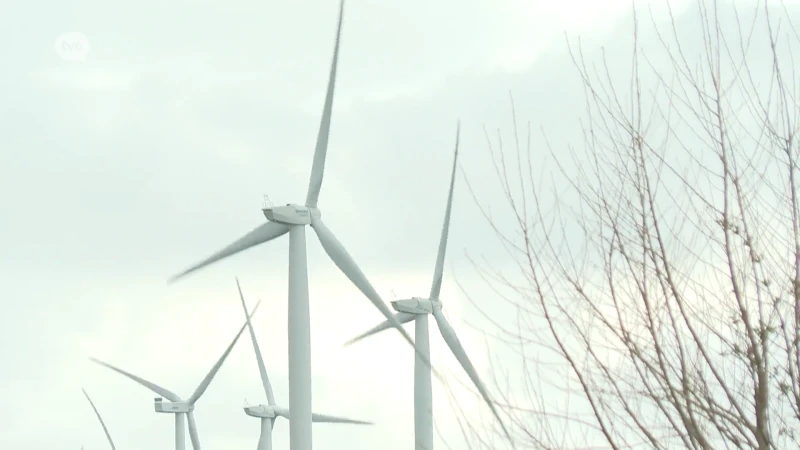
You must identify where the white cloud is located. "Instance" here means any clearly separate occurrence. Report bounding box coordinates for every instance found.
[30,67,137,91]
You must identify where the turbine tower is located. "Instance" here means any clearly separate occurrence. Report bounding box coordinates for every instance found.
[82,388,116,449]
[90,301,260,450]
[168,1,433,449]
[236,278,372,450]
[346,124,512,449]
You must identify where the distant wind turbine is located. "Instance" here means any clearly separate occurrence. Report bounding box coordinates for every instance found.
[345,124,512,449]
[235,278,372,450]
[168,1,434,449]
[82,388,116,449]
[90,300,260,450]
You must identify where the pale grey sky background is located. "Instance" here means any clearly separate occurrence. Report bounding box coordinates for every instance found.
[4,0,794,449]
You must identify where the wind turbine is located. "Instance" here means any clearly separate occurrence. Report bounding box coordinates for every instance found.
[168,1,432,449]
[89,300,260,450]
[82,388,116,449]
[235,278,372,450]
[345,124,512,449]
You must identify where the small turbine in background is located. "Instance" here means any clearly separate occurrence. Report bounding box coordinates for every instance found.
[89,301,260,450]
[236,278,372,450]
[346,124,513,449]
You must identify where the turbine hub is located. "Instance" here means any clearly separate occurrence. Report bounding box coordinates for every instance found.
[262,203,321,225]
[244,404,277,418]
[391,297,441,315]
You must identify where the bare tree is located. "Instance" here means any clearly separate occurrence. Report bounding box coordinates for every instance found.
[459,0,800,448]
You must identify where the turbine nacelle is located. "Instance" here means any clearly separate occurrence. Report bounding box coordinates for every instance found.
[154,397,192,413]
[244,404,277,419]
[391,297,442,315]
[262,204,321,225]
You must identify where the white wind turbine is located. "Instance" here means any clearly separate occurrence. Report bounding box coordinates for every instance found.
[345,124,512,449]
[168,1,433,449]
[89,300,260,450]
[235,278,372,450]
[82,388,116,449]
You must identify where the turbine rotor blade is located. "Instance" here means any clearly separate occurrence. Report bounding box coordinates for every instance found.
[272,407,373,425]
[257,418,274,450]
[310,218,442,381]
[429,122,460,300]
[81,388,117,450]
[431,309,512,442]
[89,357,180,402]
[305,0,346,209]
[274,405,290,419]
[188,300,261,404]
[187,411,201,450]
[344,312,416,346]
[311,412,374,425]
[170,222,290,282]
[236,277,276,405]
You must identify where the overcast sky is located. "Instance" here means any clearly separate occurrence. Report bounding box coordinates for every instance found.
[4,0,795,449]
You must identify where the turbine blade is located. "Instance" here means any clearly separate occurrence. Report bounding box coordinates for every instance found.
[304,0,346,208]
[257,418,274,450]
[236,277,276,405]
[81,388,117,450]
[310,218,442,381]
[187,411,201,450]
[274,406,290,419]
[344,312,416,346]
[169,222,290,282]
[432,309,512,442]
[273,407,372,425]
[429,122,460,299]
[89,357,181,402]
[188,300,261,404]
[311,412,374,425]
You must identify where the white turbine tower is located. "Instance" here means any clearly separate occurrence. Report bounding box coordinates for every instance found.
[345,124,512,449]
[235,278,372,450]
[168,1,432,449]
[82,388,116,449]
[89,300,260,450]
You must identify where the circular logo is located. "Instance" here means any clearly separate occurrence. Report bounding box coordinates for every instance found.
[54,32,90,62]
